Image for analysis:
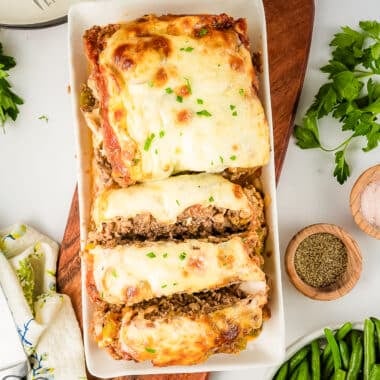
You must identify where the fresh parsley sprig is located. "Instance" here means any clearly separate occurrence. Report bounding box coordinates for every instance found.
[294,21,380,184]
[0,43,23,130]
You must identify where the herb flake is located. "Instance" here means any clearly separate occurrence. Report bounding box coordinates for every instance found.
[146,252,156,258]
[145,347,156,354]
[165,87,173,94]
[199,28,208,37]
[196,109,212,117]
[38,115,48,123]
[197,98,204,104]
[144,133,155,151]
[209,196,214,202]
[180,46,194,52]
[176,95,183,103]
[179,252,187,260]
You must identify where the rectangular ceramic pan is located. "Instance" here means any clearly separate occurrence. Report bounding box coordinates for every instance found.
[68,0,285,376]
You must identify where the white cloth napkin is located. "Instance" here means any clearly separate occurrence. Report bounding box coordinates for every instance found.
[0,224,87,380]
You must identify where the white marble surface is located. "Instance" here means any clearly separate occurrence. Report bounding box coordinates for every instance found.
[0,0,379,379]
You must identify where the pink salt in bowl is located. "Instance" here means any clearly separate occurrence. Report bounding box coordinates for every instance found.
[350,164,380,240]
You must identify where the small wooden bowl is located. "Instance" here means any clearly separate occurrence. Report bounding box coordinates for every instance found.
[285,223,362,301]
[350,164,380,240]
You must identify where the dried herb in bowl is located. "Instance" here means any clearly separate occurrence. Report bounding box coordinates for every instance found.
[294,233,348,288]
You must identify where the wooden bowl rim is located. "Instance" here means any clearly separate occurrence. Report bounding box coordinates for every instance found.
[350,164,380,240]
[285,223,362,301]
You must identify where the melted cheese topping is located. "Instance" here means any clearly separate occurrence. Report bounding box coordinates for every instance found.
[86,15,269,185]
[90,236,265,305]
[92,173,251,225]
[118,296,266,366]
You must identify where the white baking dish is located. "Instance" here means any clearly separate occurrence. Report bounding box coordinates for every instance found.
[68,0,285,377]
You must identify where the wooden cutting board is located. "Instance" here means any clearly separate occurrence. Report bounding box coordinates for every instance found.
[57,1,314,379]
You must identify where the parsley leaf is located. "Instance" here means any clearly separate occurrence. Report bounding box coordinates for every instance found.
[294,20,380,184]
[294,115,321,149]
[179,252,186,260]
[333,150,350,185]
[197,98,204,104]
[146,252,156,258]
[0,43,23,129]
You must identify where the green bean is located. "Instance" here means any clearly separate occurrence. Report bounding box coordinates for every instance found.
[349,330,363,350]
[336,322,353,340]
[289,345,311,373]
[364,319,376,380]
[339,340,350,370]
[322,354,334,379]
[296,359,310,380]
[347,336,363,380]
[369,364,380,380]
[333,369,347,380]
[371,317,380,358]
[322,323,353,363]
[274,361,288,380]
[311,340,321,380]
[290,365,300,380]
[324,328,342,371]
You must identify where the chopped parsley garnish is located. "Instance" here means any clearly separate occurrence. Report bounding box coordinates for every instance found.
[197,98,204,104]
[196,109,212,117]
[180,46,194,52]
[165,87,173,94]
[179,252,187,260]
[230,105,236,110]
[111,269,118,278]
[146,252,156,258]
[232,111,238,116]
[176,199,180,206]
[143,133,155,151]
[217,63,221,67]
[239,88,245,96]
[209,196,214,202]
[38,115,48,123]
[230,155,237,161]
[145,347,156,354]
[159,130,165,138]
[163,253,168,258]
[176,95,183,103]
[219,155,224,164]
[161,284,167,288]
[154,148,158,154]
[148,81,154,87]
[173,282,178,286]
[199,28,208,37]
[184,77,192,94]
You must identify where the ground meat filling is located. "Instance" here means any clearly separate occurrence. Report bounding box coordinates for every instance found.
[88,169,265,247]
[97,283,253,322]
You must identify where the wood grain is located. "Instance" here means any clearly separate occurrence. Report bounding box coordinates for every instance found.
[57,1,314,379]
[285,223,362,301]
